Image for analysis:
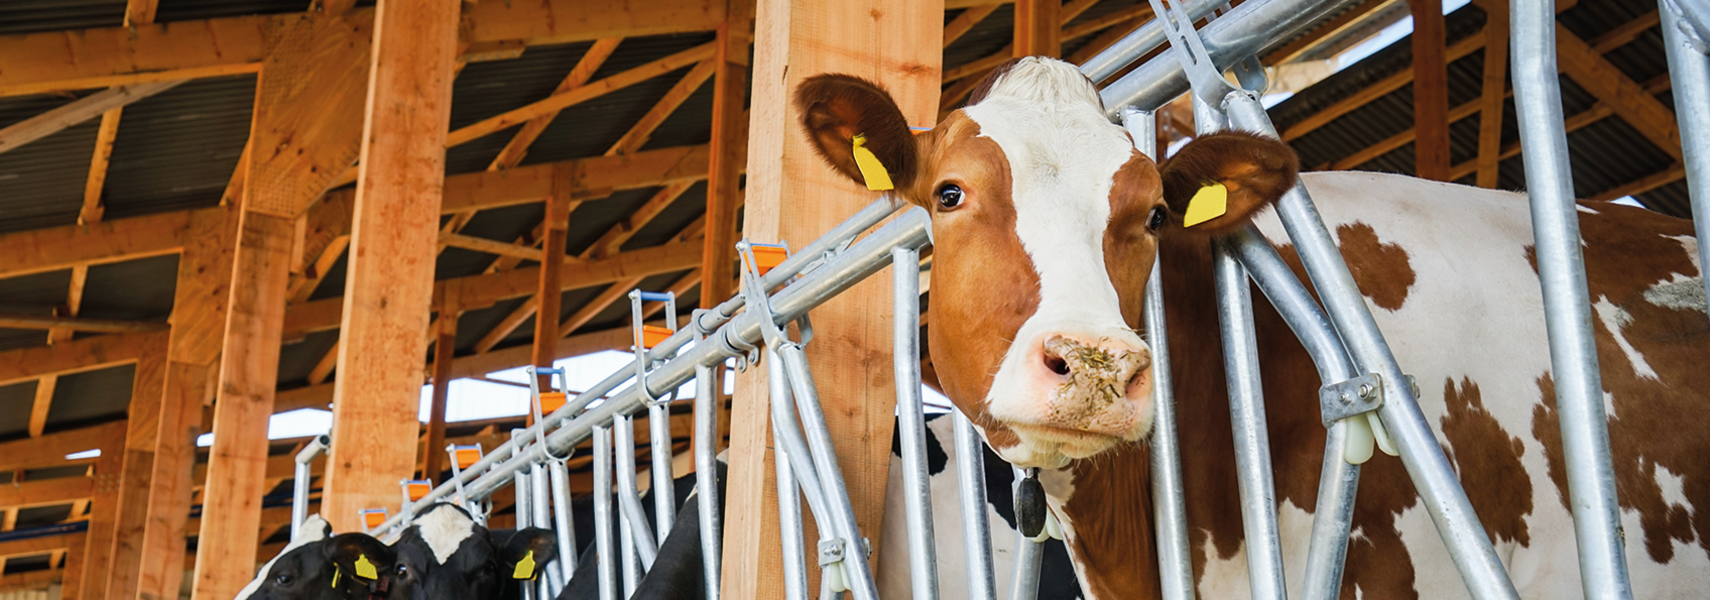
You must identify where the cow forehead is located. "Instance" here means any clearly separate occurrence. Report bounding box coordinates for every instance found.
[413,504,478,565]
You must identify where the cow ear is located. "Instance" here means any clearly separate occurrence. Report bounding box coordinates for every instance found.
[500,528,557,581]
[1158,130,1299,236]
[322,533,393,583]
[795,74,921,192]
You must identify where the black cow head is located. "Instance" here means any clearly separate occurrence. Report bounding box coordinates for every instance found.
[237,516,396,600]
[389,503,557,600]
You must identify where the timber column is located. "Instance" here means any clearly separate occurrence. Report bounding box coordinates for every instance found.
[718,0,942,597]
[321,0,461,531]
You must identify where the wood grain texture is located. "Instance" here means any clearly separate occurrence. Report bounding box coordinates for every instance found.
[321,0,460,533]
[1015,0,1061,57]
[1410,0,1449,180]
[104,341,168,600]
[1475,1,1508,188]
[720,0,941,596]
[243,12,373,218]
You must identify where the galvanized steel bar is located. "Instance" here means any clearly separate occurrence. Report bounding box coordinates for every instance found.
[1079,0,1224,81]
[648,400,676,543]
[952,409,998,600]
[548,459,578,584]
[593,426,618,600]
[1222,91,1520,600]
[531,463,559,597]
[693,356,723,600]
[513,440,537,600]
[613,414,659,570]
[291,434,329,541]
[1008,468,1043,600]
[1212,237,1288,600]
[1511,1,1633,595]
[891,246,939,600]
[768,345,813,600]
[1662,0,1710,322]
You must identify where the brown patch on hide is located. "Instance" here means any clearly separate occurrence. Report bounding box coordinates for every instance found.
[1440,377,1533,546]
[1336,222,1415,311]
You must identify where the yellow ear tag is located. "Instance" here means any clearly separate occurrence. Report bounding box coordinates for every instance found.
[354,554,378,580]
[1182,181,1229,228]
[850,134,894,191]
[511,550,536,580]
[332,566,341,588]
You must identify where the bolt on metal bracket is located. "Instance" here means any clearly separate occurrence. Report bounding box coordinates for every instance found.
[1319,372,1384,427]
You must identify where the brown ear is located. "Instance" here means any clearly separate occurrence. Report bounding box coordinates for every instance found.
[1158,130,1300,236]
[794,74,919,190]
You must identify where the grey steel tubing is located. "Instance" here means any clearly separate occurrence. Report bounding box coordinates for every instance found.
[513,451,536,600]
[531,463,560,598]
[291,434,329,540]
[1663,0,1710,322]
[768,349,836,530]
[371,201,911,535]
[774,426,811,600]
[613,415,660,569]
[649,401,676,543]
[548,459,578,583]
[1079,0,1223,80]
[891,246,940,600]
[1225,226,1361,600]
[774,343,882,600]
[694,361,722,600]
[1008,467,1043,600]
[1098,0,1357,116]
[1222,91,1520,600]
[952,409,998,600]
[1512,1,1633,596]
[593,426,618,600]
[400,209,932,519]
[1212,239,1288,600]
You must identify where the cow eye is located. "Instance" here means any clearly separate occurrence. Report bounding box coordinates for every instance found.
[937,184,964,210]
[1147,206,1168,230]
[274,573,293,586]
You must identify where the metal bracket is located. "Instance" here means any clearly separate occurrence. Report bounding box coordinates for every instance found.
[1319,372,1383,427]
[1146,0,1240,108]
[1231,54,1268,94]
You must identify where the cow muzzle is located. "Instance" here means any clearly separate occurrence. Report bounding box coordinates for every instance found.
[990,332,1154,467]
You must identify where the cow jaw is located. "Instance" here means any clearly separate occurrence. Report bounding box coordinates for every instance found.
[961,58,1156,469]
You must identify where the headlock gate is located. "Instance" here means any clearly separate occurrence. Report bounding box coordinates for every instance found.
[286,0,1710,598]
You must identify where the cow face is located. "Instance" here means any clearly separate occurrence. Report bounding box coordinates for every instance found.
[796,57,1297,469]
[389,503,557,600]
[236,516,396,600]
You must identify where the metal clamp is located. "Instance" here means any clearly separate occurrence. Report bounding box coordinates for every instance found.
[1318,373,1384,427]
[629,289,679,407]
[1145,0,1240,108]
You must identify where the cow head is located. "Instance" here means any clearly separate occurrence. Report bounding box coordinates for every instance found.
[236,515,396,600]
[389,503,558,600]
[796,57,1297,469]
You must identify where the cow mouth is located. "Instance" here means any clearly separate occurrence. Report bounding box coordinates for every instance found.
[1004,422,1126,465]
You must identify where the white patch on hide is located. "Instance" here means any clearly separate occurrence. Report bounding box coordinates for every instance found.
[1594,296,1659,380]
[416,503,477,565]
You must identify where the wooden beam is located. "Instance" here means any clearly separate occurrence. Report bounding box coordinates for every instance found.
[532,184,573,391]
[190,210,293,600]
[945,5,1000,48]
[1264,0,1396,64]
[1589,9,1658,53]
[442,144,712,213]
[1448,75,1672,179]
[124,0,159,27]
[0,332,164,388]
[322,0,460,534]
[439,233,546,260]
[585,182,696,260]
[1282,31,1485,141]
[556,276,645,338]
[609,60,719,156]
[1554,22,1681,160]
[133,360,209,600]
[702,8,753,310]
[424,289,459,483]
[1591,163,1685,201]
[446,42,717,147]
[0,208,201,279]
[722,0,937,595]
[81,108,123,224]
[0,314,168,333]
[76,437,123,600]
[0,423,124,474]
[1475,0,1508,188]
[1015,0,1061,57]
[103,341,168,600]
[0,0,721,98]
[488,38,622,171]
[0,532,81,560]
[1410,0,1449,180]
[0,477,93,508]
[28,378,56,439]
[0,81,182,155]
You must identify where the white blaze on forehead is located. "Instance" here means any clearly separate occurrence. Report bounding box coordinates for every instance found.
[960,58,1144,434]
[235,514,331,600]
[416,504,477,565]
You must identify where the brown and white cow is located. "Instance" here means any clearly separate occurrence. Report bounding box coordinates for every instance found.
[798,56,1710,599]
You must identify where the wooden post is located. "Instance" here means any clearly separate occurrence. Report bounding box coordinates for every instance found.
[1475,0,1509,188]
[190,209,294,600]
[1411,0,1450,180]
[61,532,86,600]
[701,4,754,311]
[533,180,571,392]
[424,288,458,484]
[1015,0,1061,58]
[77,430,127,600]
[103,340,168,600]
[321,0,461,532]
[719,0,941,597]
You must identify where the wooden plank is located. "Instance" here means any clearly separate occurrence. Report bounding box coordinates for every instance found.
[242,11,374,218]
[0,533,80,560]
[557,276,645,338]
[722,0,938,596]
[104,341,168,600]
[702,8,753,310]
[1015,0,1061,57]
[60,534,85,600]
[0,81,183,155]
[443,144,712,213]
[944,5,999,48]
[287,190,356,303]
[439,233,545,260]
[533,186,572,390]
[1410,0,1449,180]
[28,378,55,438]
[0,209,198,279]
[189,210,294,600]
[321,0,460,534]
[424,289,458,483]
[0,423,124,474]
[1554,23,1681,160]
[584,181,696,260]
[1589,9,1658,53]
[76,437,124,600]
[609,60,718,156]
[1448,74,1670,179]
[1592,163,1685,201]
[0,477,93,508]
[462,0,721,46]
[0,332,163,388]
[446,42,716,148]
[124,0,159,27]
[81,108,123,224]
[489,38,622,171]
[0,314,167,333]
[1282,31,1485,141]
[1475,0,1508,188]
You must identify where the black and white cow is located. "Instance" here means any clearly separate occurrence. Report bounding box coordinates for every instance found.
[235,515,397,600]
[387,503,558,600]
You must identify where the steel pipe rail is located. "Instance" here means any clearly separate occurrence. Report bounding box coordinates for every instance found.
[892,246,941,600]
[592,426,618,600]
[1098,0,1361,115]
[693,356,722,600]
[1662,0,1710,322]
[769,347,812,600]
[953,409,998,600]
[1079,0,1224,81]
[291,434,330,541]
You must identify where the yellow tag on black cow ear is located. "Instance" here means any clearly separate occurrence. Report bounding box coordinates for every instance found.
[355,554,378,580]
[1183,181,1229,227]
[511,550,536,580]
[850,134,895,191]
[332,566,341,588]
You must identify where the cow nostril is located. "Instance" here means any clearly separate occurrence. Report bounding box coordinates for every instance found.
[1043,354,1070,376]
